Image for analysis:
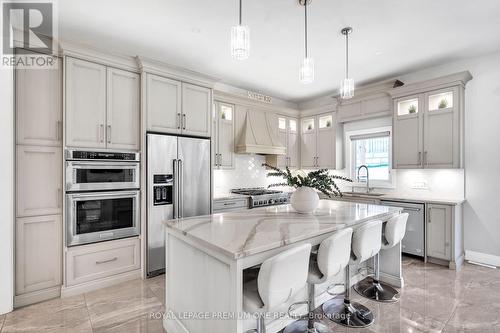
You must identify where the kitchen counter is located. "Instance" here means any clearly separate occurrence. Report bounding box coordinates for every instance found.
[164,200,402,259]
[320,192,465,206]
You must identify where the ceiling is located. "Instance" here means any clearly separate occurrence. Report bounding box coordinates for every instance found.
[58,0,500,102]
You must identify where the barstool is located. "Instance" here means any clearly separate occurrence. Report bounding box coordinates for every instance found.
[322,220,383,328]
[354,213,409,302]
[283,228,353,333]
[243,243,312,333]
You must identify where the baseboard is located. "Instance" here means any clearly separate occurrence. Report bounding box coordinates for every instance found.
[465,250,500,268]
[14,286,61,308]
[61,269,141,298]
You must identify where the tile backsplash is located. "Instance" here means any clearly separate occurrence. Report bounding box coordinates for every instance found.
[213,154,269,195]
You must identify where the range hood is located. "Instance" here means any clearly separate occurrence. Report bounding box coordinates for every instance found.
[236,109,286,155]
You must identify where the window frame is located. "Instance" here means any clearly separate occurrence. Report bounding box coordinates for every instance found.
[345,126,395,189]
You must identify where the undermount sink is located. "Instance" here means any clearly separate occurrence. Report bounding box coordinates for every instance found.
[341,191,385,197]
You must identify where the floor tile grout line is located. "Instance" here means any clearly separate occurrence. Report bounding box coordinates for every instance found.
[83,293,96,333]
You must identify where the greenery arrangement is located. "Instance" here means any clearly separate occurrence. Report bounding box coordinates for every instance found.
[408,104,417,114]
[262,163,352,197]
[438,99,448,109]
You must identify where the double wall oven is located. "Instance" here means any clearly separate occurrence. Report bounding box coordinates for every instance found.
[65,150,140,247]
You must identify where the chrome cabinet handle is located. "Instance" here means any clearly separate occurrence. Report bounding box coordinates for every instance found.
[219,153,222,166]
[107,125,111,143]
[96,257,118,265]
[316,156,319,167]
[424,151,428,166]
[177,113,181,129]
[223,202,236,206]
[99,124,104,142]
[418,152,422,166]
[182,114,186,130]
[427,207,432,223]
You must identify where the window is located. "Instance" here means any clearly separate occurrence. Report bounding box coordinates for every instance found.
[349,129,391,183]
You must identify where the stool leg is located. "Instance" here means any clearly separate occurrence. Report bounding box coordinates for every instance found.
[353,253,400,302]
[322,265,375,328]
[283,284,331,333]
[256,315,265,333]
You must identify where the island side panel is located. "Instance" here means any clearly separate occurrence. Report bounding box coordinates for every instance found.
[164,232,239,333]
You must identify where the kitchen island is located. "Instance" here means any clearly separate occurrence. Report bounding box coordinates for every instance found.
[162,200,403,333]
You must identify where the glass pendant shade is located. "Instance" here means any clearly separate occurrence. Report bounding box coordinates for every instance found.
[231,25,250,60]
[340,78,354,99]
[300,57,314,84]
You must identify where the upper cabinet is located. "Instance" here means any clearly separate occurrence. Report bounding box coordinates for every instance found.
[213,101,235,169]
[393,85,463,169]
[266,116,299,169]
[338,93,391,123]
[65,57,140,150]
[146,73,211,138]
[300,113,336,169]
[16,59,62,147]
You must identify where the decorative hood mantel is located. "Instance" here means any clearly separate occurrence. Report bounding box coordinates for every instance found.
[236,109,286,155]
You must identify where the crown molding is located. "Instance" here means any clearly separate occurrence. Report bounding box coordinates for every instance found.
[389,71,473,98]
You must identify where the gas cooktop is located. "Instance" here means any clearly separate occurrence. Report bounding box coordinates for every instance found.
[231,188,290,208]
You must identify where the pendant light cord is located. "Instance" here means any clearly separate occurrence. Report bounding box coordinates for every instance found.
[239,0,242,25]
[304,2,308,58]
[345,31,349,78]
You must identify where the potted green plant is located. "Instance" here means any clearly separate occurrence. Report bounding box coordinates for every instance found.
[408,105,417,114]
[438,99,448,109]
[307,124,313,131]
[221,111,226,120]
[326,119,332,127]
[263,163,352,213]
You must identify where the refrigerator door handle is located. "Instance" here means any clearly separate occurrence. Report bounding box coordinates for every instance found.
[179,159,183,218]
[173,159,178,219]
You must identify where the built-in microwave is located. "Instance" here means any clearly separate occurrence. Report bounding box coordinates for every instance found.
[66,190,140,246]
[65,150,140,192]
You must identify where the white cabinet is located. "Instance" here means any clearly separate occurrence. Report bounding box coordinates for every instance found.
[16,146,62,217]
[214,101,234,169]
[426,204,452,261]
[65,57,107,148]
[182,83,211,137]
[267,116,299,169]
[146,74,182,134]
[15,215,62,295]
[393,95,424,168]
[16,60,62,146]
[66,57,140,150]
[300,113,336,169]
[337,93,391,123]
[106,68,140,150]
[146,75,211,138]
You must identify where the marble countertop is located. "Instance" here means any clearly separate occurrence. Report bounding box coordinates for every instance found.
[163,200,402,259]
[319,192,465,205]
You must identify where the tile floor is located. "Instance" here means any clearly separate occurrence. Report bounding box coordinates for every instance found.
[2,257,499,333]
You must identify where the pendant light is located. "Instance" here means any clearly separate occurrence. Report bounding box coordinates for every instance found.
[231,0,250,60]
[340,27,354,99]
[299,0,314,84]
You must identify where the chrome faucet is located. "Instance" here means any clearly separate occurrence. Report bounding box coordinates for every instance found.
[357,165,371,194]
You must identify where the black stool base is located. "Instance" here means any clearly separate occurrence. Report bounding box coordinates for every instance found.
[283,319,331,333]
[322,297,374,328]
[353,277,400,303]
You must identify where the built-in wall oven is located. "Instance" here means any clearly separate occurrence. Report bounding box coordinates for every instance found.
[65,150,140,247]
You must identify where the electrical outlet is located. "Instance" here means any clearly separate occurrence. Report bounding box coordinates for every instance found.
[412,181,428,190]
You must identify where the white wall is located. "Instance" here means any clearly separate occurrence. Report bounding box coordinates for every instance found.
[397,50,500,262]
[0,66,14,314]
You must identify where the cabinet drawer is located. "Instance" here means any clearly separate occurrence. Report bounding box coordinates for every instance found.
[66,238,140,286]
[213,198,249,212]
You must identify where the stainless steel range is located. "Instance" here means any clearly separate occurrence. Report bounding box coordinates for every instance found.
[231,188,290,208]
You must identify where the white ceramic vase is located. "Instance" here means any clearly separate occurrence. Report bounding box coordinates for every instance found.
[290,186,319,214]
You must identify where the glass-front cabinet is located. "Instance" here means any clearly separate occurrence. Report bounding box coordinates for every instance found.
[393,84,461,169]
[269,116,299,169]
[213,101,235,169]
[300,113,336,169]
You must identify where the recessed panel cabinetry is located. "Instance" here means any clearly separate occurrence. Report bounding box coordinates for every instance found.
[300,113,336,169]
[213,101,235,169]
[146,73,211,138]
[337,93,391,122]
[267,116,299,169]
[426,204,452,261]
[65,57,140,150]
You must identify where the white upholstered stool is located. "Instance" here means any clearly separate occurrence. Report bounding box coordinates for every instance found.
[354,213,409,302]
[322,220,383,328]
[283,228,353,333]
[243,244,312,333]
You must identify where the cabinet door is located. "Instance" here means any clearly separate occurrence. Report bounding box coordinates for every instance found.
[316,114,335,169]
[300,117,317,168]
[16,59,62,146]
[393,95,424,168]
[217,103,235,169]
[276,117,288,168]
[65,57,106,148]
[182,83,211,137]
[287,118,300,169]
[16,215,62,295]
[423,88,459,168]
[17,146,62,217]
[107,68,140,150]
[426,204,452,260]
[146,74,182,134]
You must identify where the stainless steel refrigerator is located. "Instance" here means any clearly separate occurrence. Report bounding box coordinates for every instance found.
[147,133,211,277]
